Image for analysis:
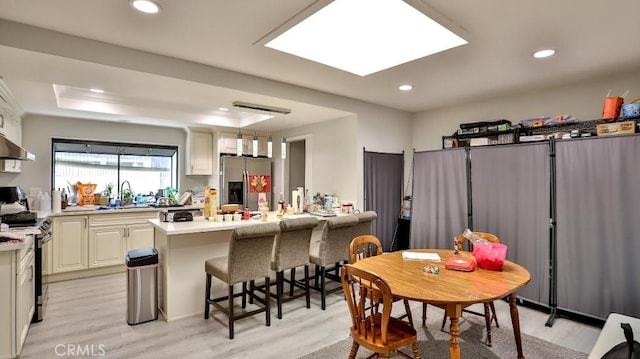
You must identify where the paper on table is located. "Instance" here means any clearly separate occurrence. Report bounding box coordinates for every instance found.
[402,251,441,261]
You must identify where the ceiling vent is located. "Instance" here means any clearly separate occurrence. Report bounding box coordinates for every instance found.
[232,101,291,114]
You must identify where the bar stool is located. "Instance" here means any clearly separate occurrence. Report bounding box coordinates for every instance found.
[270,216,319,319]
[353,210,377,237]
[309,214,358,310]
[204,222,280,339]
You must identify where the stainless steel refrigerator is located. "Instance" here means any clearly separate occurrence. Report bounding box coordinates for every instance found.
[220,156,272,211]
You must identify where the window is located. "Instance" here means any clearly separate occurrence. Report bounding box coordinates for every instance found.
[52,139,178,203]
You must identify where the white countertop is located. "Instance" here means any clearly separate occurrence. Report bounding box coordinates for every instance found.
[150,212,334,236]
[47,204,203,217]
[0,226,40,252]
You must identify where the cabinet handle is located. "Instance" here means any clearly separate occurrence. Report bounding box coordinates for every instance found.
[28,265,33,281]
[0,113,4,128]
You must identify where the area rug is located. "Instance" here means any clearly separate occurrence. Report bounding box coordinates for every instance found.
[298,315,587,359]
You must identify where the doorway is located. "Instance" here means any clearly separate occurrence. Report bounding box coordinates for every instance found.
[288,140,306,198]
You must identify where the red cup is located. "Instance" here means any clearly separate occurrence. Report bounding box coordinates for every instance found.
[602,97,624,121]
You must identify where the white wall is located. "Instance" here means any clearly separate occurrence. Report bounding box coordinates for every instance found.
[413,66,640,150]
[1,115,210,200]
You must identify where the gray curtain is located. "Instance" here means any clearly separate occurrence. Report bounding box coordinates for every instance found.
[363,150,403,251]
[411,148,467,249]
[469,143,550,305]
[556,135,640,319]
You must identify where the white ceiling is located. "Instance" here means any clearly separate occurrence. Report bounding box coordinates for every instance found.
[0,0,639,132]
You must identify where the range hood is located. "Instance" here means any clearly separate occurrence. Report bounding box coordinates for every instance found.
[0,133,35,161]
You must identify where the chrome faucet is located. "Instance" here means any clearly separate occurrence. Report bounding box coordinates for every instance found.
[120,180,132,205]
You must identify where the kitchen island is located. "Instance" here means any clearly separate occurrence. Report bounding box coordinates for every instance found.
[150,213,331,322]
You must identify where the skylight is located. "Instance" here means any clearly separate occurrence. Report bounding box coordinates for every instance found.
[265,0,467,76]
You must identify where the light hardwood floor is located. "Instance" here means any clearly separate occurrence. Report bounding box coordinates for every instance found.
[22,273,601,358]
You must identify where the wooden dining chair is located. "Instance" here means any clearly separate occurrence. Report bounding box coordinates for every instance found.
[349,234,414,328]
[435,231,501,346]
[341,264,422,359]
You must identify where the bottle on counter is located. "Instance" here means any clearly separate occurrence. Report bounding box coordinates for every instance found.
[303,189,311,212]
[278,192,285,213]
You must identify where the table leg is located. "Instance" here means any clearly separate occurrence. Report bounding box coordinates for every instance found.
[508,293,525,359]
[446,304,462,359]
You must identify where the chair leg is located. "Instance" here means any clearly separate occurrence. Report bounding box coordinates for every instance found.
[304,264,310,309]
[403,299,414,328]
[484,303,493,347]
[441,311,448,331]
[265,276,271,327]
[348,341,360,359]
[421,303,427,327]
[228,285,235,340]
[490,301,499,327]
[289,267,296,297]
[412,342,422,359]
[204,274,212,319]
[314,264,320,288]
[276,271,284,319]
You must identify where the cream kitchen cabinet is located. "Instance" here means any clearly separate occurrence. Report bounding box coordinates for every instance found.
[47,211,157,280]
[0,80,24,173]
[0,235,35,359]
[89,226,126,268]
[126,222,154,251]
[186,131,213,175]
[219,132,269,157]
[52,216,88,273]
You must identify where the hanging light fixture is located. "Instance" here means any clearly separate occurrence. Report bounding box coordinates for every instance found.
[281,137,287,159]
[252,133,258,157]
[267,135,273,159]
[236,130,243,157]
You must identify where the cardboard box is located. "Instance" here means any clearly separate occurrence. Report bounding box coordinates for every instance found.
[596,121,636,136]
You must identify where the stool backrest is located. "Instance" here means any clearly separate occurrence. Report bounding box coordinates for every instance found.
[272,217,319,271]
[353,211,377,237]
[228,222,280,284]
[317,215,358,266]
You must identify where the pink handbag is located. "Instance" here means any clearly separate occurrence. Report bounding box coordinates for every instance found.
[473,243,508,271]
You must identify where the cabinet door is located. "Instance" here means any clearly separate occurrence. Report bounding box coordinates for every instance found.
[0,159,21,173]
[219,132,239,155]
[187,132,213,175]
[89,226,126,268]
[52,217,88,273]
[16,251,35,354]
[257,136,269,157]
[127,223,155,251]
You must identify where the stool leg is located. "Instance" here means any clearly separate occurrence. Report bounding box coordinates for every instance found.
[242,282,247,308]
[204,274,212,319]
[304,264,310,309]
[265,276,271,327]
[314,264,320,288]
[276,271,284,319]
[320,266,326,310]
[249,280,255,304]
[289,267,296,297]
[228,285,235,339]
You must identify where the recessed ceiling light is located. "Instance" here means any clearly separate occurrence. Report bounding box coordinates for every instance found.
[219,107,229,111]
[130,0,160,14]
[89,88,104,93]
[265,0,467,76]
[533,49,555,58]
[399,84,413,91]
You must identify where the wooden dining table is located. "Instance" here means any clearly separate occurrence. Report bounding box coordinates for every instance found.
[349,249,531,359]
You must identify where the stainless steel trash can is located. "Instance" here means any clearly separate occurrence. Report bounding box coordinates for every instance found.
[126,247,158,325]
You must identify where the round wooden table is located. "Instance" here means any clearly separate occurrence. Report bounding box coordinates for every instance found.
[350,249,531,359]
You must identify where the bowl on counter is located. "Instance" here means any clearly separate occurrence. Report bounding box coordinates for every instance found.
[157,197,172,207]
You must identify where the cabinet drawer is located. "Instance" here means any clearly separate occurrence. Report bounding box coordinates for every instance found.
[18,234,34,265]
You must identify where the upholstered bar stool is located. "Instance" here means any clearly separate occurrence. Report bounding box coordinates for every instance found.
[352,210,377,237]
[204,222,280,339]
[269,216,319,319]
[309,214,358,310]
